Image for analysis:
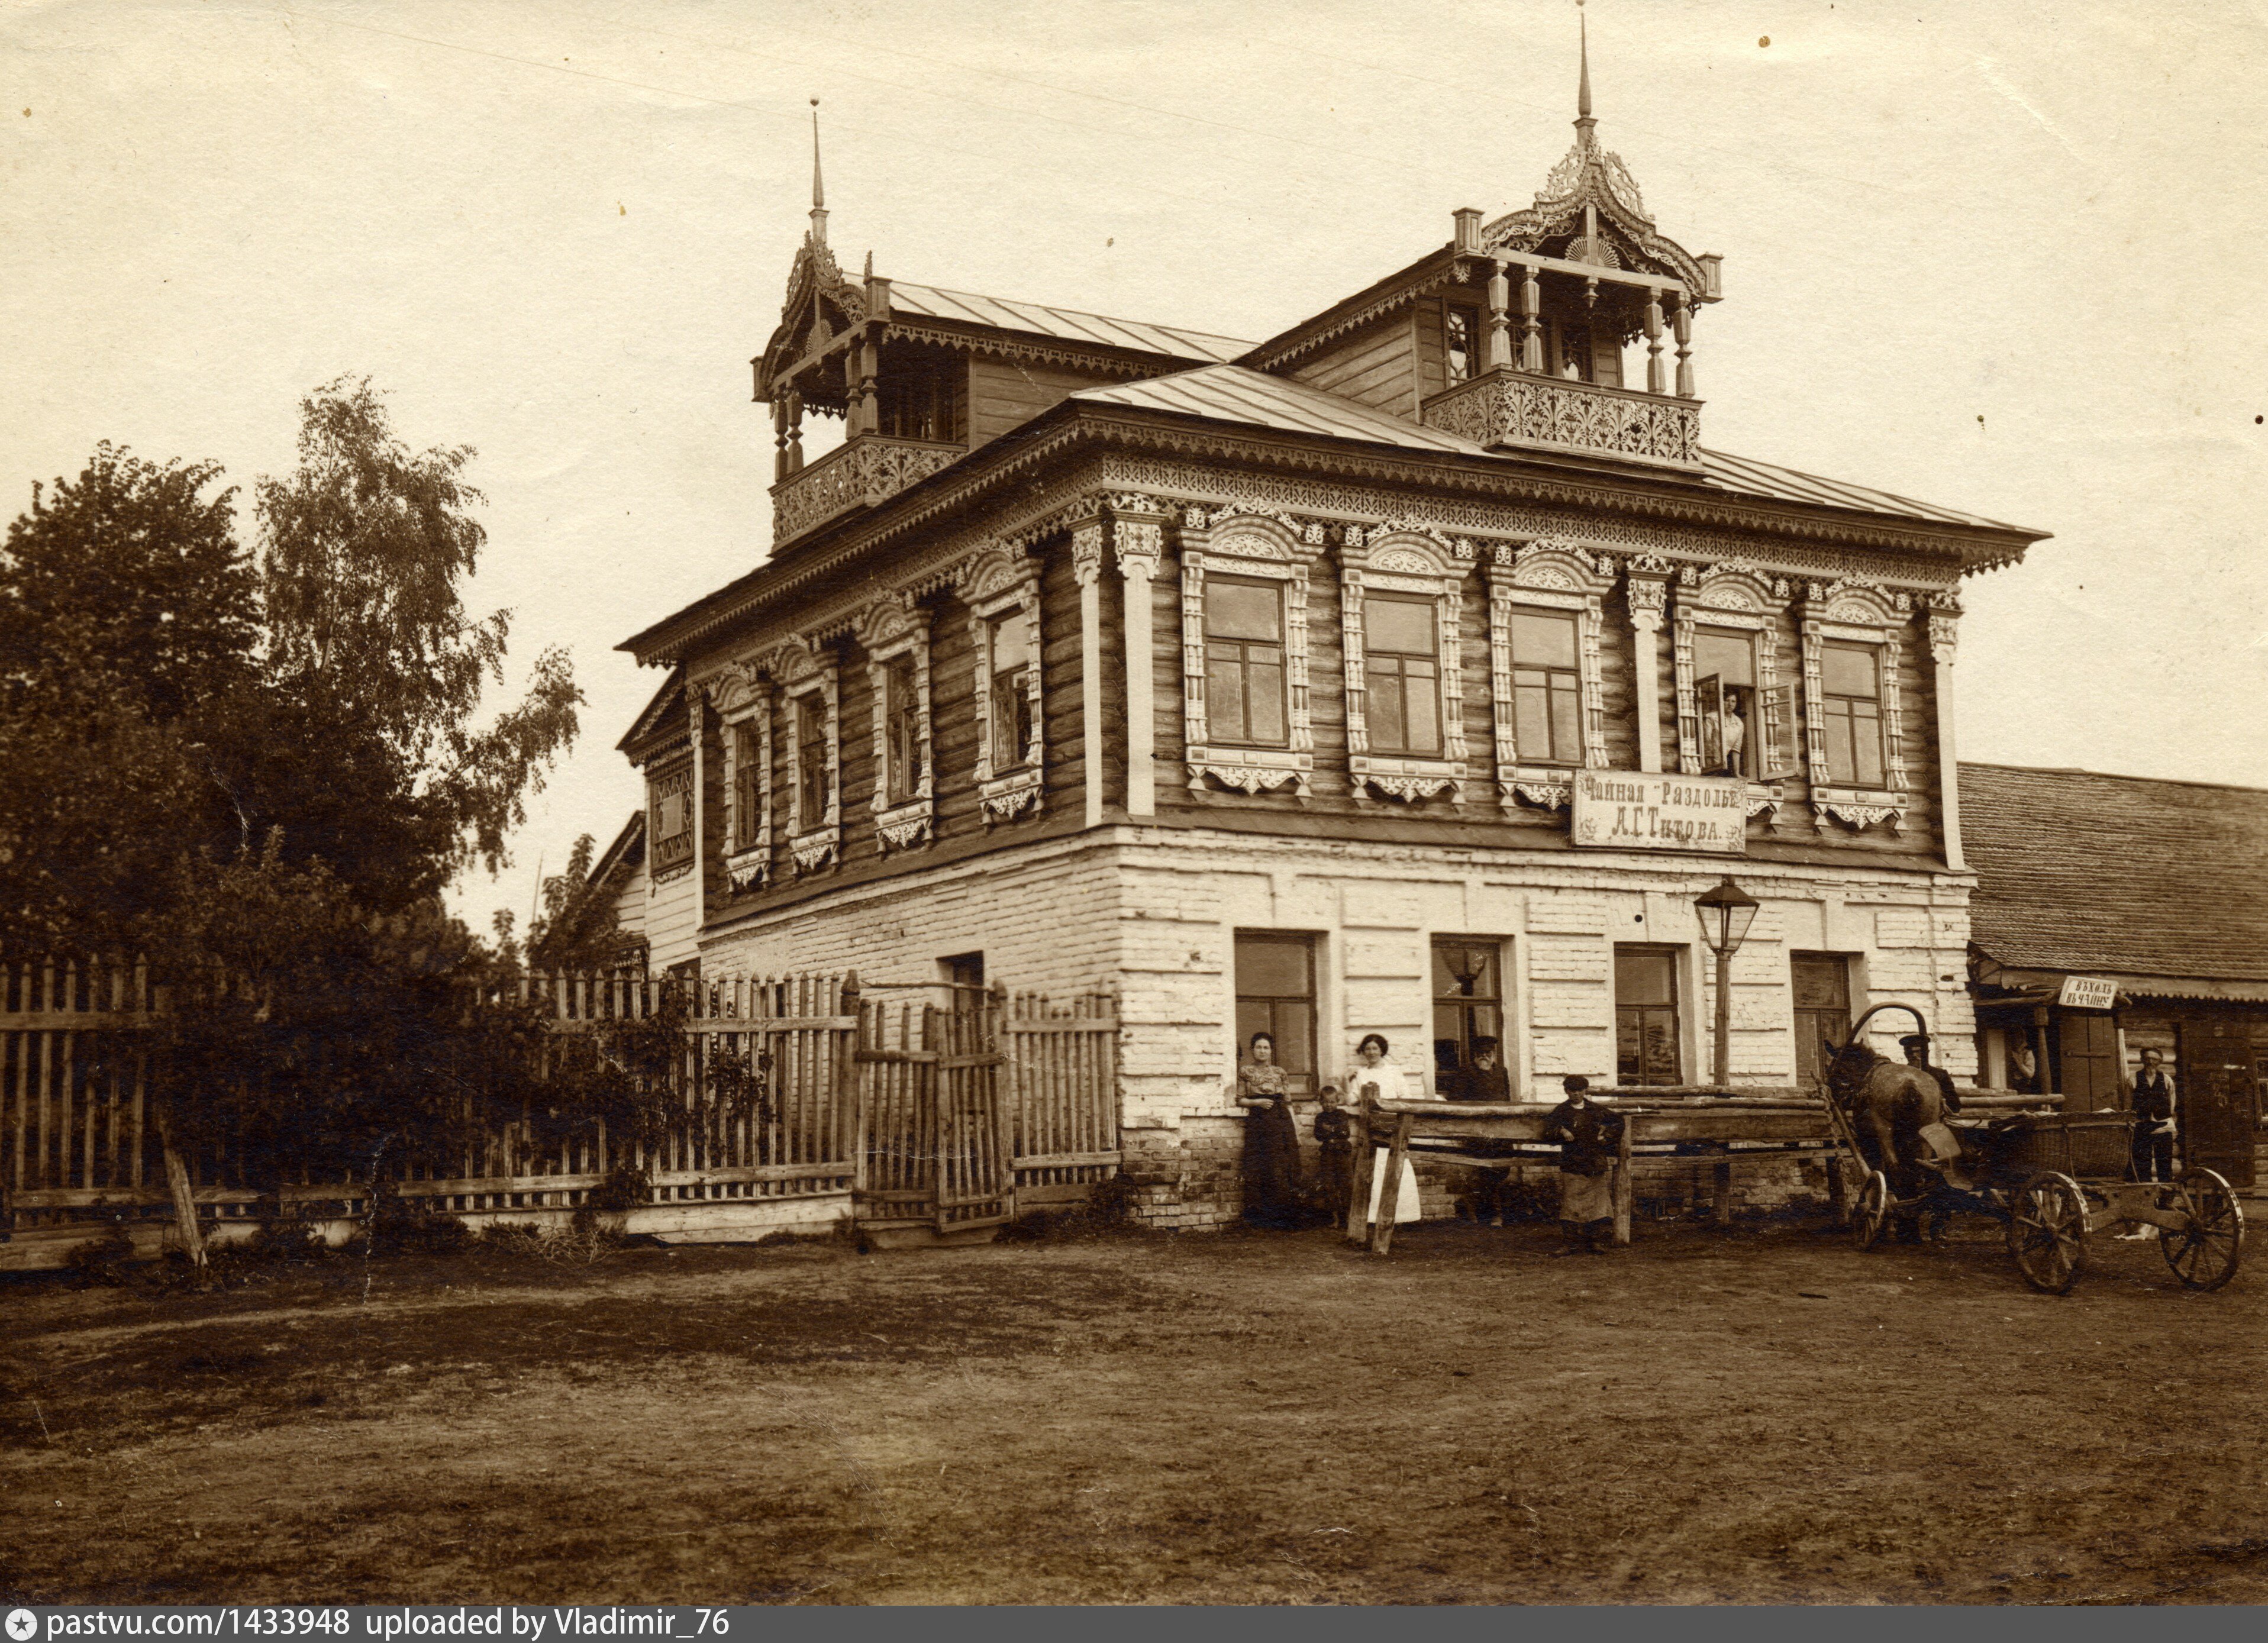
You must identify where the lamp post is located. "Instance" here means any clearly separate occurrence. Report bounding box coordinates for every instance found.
[1694,877,1760,1091]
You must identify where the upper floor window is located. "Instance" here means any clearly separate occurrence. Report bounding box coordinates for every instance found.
[650,763,694,875]
[1204,575,1288,748]
[1820,641,1885,788]
[732,722,764,851]
[1444,304,1479,385]
[795,693,830,823]
[1363,593,1442,756]
[883,654,921,805]
[989,609,1035,769]
[1557,322,1594,383]
[1510,608,1583,767]
[1694,626,1759,779]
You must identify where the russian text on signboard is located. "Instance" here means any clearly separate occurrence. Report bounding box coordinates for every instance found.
[2058,975,2118,1011]
[1569,771,1749,853]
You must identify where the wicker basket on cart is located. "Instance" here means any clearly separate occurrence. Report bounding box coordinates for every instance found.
[1997,1113,2132,1180]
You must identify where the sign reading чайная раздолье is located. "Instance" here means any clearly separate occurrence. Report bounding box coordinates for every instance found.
[1569,770,1749,853]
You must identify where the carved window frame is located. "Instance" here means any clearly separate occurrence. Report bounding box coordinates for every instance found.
[1179,509,1324,796]
[767,636,841,874]
[959,546,1044,824]
[1673,563,1796,822]
[702,661,771,893]
[1798,579,1914,835]
[647,757,696,884]
[1469,538,1609,813]
[1341,526,1470,805]
[853,595,934,853]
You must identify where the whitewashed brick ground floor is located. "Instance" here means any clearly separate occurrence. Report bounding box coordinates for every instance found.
[696,826,1975,1229]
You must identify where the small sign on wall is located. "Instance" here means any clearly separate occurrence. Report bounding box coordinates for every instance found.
[1569,770,1748,854]
[2058,974,2119,1011]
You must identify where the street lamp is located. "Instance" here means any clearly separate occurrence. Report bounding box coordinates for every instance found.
[1694,877,1760,1090]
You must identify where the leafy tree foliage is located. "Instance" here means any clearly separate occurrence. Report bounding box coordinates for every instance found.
[1,382,594,1202]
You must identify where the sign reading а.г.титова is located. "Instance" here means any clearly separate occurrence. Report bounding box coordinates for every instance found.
[1569,771,1750,853]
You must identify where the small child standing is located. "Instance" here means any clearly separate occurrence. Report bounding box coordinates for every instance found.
[1313,1084,1354,1223]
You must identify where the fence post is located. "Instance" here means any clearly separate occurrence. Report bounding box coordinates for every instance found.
[153,1104,207,1270]
[839,970,864,1214]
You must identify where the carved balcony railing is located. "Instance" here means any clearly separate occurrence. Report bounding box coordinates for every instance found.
[772,435,963,547]
[1421,370,1702,472]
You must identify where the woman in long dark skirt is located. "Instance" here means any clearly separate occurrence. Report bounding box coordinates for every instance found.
[1236,1031,1302,1227]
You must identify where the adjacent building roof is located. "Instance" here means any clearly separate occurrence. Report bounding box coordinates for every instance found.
[1962,763,2268,993]
[1074,365,2039,534]
[888,281,1250,365]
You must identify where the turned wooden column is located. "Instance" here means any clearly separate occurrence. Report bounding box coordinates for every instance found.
[1644,289,1666,396]
[1485,259,1513,373]
[1519,264,1544,373]
[785,390,805,473]
[1672,293,1696,399]
[772,398,792,484]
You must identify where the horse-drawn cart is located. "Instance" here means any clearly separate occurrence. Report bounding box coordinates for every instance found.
[1825,1006,2246,1295]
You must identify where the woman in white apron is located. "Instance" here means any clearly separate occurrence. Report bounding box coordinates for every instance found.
[1350,1033,1437,1225]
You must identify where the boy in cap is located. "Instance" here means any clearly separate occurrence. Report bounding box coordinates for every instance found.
[1540,1076,1625,1255]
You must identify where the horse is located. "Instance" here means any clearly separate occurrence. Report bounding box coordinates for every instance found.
[1822,1037,1954,1242]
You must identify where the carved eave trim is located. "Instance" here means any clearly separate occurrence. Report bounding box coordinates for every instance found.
[877,318,1215,381]
[622,409,2036,667]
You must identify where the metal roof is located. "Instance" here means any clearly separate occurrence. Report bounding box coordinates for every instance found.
[1695,447,2023,532]
[1072,366,1495,454]
[1073,366,2039,534]
[887,281,1250,364]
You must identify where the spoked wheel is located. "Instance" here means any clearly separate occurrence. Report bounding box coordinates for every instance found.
[2006,1171,2089,1295]
[2160,1168,2244,1292]
[1851,1171,1893,1251]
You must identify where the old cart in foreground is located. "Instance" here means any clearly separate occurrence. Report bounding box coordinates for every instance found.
[1827,1005,2246,1295]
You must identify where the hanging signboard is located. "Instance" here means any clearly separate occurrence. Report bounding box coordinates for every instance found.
[2057,975,2119,1011]
[1569,771,1749,854]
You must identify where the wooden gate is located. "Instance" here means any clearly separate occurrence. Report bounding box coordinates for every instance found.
[854,996,1014,1240]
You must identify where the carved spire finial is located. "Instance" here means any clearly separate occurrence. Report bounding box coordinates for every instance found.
[808,98,828,245]
[1575,1,1596,140]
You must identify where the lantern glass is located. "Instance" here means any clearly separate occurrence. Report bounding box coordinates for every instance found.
[1693,878,1760,957]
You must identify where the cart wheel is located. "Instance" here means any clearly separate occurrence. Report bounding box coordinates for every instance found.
[2160,1169,2244,1292]
[1852,1171,1892,1251]
[2006,1171,2088,1295]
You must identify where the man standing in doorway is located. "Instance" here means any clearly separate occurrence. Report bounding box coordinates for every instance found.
[1541,1076,1625,1256]
[2127,1049,2177,1182]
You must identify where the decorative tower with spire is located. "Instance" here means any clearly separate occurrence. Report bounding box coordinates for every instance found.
[1413,3,1724,470]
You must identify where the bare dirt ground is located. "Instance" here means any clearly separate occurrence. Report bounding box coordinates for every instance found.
[3,1214,2263,1606]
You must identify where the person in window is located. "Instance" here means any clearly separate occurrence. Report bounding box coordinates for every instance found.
[1451,1037,1519,1226]
[1540,1076,1624,1256]
[1234,1031,1302,1229]
[1353,1033,1430,1227]
[1719,694,1748,778]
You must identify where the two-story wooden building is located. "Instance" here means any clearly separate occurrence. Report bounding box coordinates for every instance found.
[611,57,2047,1225]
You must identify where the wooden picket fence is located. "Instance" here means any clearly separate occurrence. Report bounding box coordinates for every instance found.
[0,957,1119,1268]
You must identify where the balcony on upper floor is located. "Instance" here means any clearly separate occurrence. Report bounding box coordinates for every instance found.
[1421,369,1702,473]
[772,433,964,548]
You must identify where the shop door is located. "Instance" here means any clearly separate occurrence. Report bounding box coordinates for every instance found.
[2176,1015,2256,1187]
[2058,1012,2119,1113]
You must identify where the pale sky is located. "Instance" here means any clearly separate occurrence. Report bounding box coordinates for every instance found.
[5,0,2264,942]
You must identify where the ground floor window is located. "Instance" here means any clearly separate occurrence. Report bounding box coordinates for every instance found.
[1431,937,1505,1082]
[1790,952,1854,1090]
[1615,945,1683,1086]
[1235,932,1317,1095]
